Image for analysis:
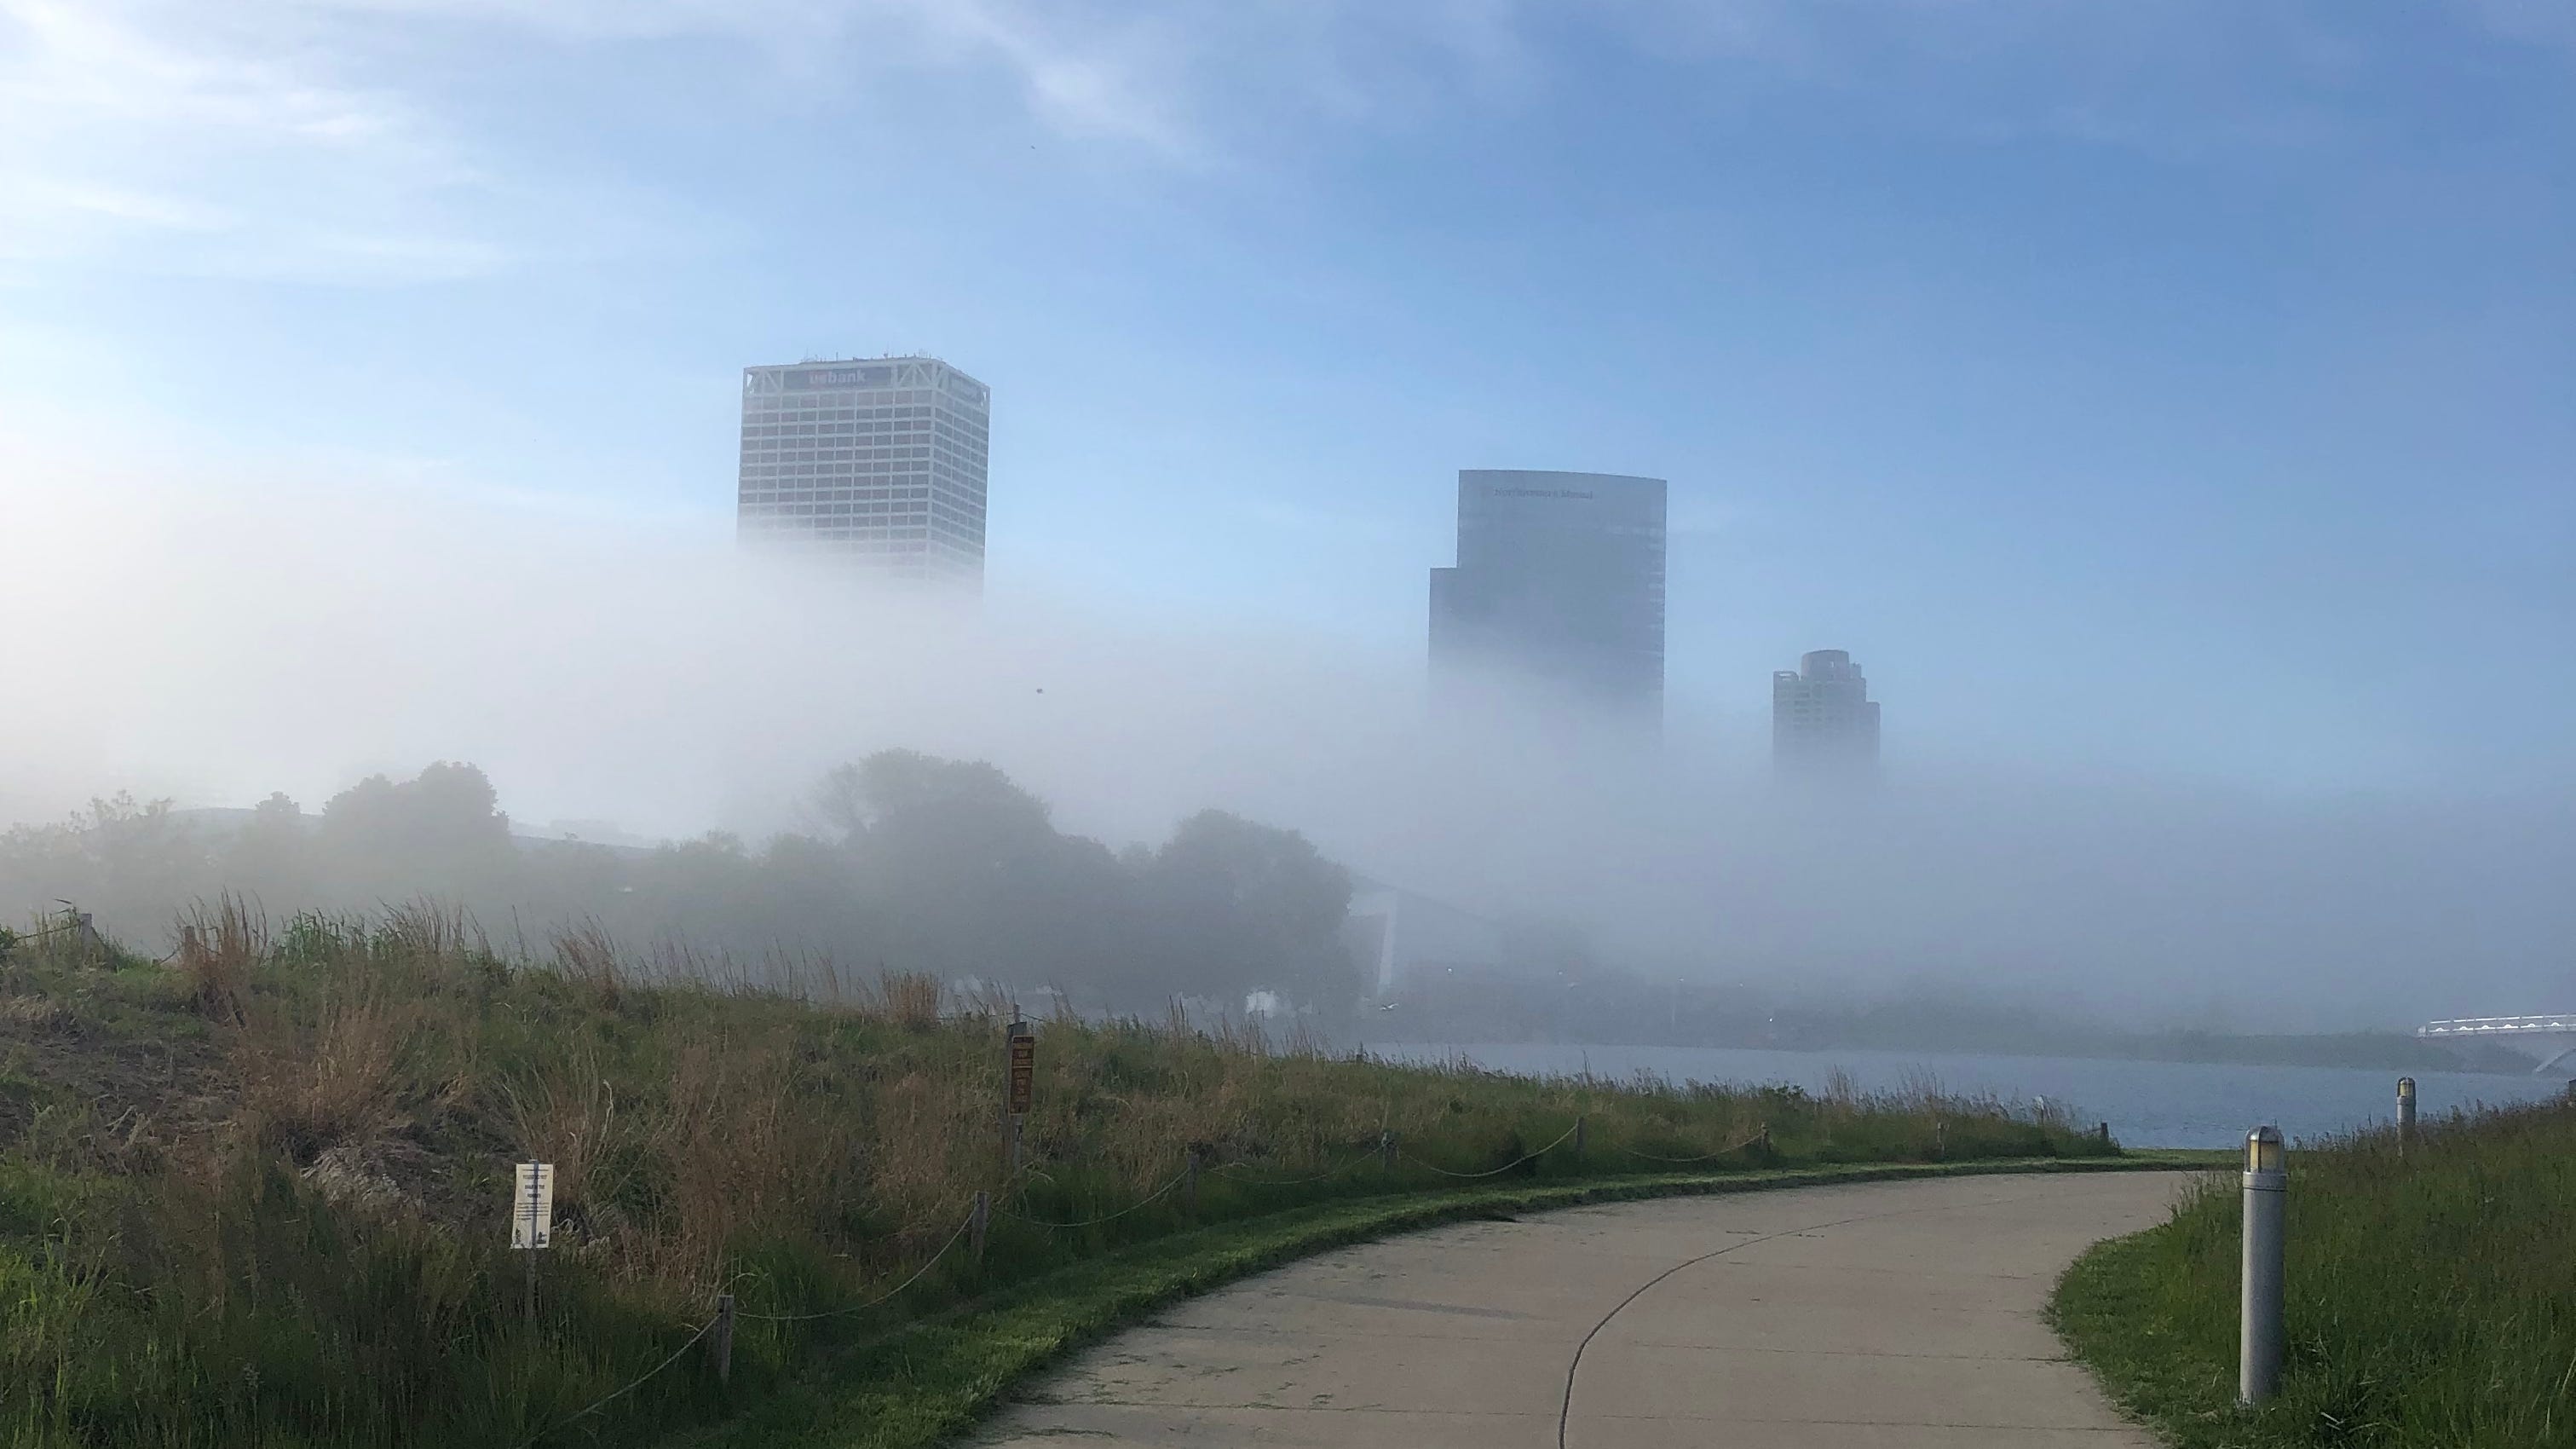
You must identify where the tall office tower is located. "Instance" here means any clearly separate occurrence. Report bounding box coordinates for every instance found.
[736,356,990,586]
[1428,470,1667,713]
[1772,649,1882,768]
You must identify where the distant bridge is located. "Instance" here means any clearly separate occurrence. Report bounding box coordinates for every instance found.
[2418,1016,2576,1074]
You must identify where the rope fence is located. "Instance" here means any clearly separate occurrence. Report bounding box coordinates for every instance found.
[1210,1143,1378,1186]
[997,1166,1193,1228]
[1616,1127,1772,1164]
[513,1110,1794,1445]
[1402,1118,1585,1179]
[516,1314,720,1449]
[730,1208,978,1324]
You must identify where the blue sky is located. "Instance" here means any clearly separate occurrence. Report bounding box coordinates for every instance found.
[4,0,2571,794]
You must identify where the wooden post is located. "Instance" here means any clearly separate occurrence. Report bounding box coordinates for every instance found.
[1572,1115,1586,1165]
[1005,1020,1034,1179]
[712,1293,736,1385]
[1184,1148,1200,1214]
[1933,1119,1945,1159]
[970,1190,989,1263]
[1379,1129,1396,1174]
[524,1240,537,1323]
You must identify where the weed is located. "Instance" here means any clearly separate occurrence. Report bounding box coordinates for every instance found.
[2054,1098,2576,1448]
[0,903,2113,1448]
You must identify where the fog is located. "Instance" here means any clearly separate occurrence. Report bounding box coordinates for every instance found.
[6,464,2570,1033]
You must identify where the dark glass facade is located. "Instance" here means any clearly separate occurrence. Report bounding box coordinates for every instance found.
[1428,470,1667,713]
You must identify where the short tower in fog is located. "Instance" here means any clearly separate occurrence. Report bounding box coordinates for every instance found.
[1773,649,1880,770]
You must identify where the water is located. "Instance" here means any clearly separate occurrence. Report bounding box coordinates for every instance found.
[1363,1041,2571,1150]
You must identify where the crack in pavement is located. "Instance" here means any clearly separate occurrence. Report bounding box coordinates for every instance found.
[1554,1189,2059,1449]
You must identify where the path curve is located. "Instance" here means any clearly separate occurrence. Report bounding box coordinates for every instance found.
[969,1170,2181,1447]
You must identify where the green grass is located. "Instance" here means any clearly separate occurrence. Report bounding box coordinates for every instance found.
[2051,1099,2576,1449]
[0,902,2127,1448]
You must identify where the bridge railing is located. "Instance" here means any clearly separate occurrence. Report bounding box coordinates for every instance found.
[2418,1016,2576,1036]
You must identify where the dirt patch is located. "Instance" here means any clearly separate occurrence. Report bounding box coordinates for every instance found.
[0,982,233,1165]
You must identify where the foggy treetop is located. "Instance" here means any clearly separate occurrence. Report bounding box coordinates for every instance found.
[0,753,1361,1014]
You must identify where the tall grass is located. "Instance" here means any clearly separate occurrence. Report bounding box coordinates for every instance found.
[2053,1096,2576,1447]
[0,900,2110,1448]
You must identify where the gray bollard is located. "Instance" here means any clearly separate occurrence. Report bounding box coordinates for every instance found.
[2396,1077,2415,1157]
[2239,1126,2286,1405]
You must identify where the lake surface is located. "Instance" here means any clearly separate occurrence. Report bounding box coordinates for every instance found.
[1363,1041,2571,1150]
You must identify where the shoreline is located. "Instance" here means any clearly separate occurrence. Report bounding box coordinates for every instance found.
[1363,1035,2537,1077]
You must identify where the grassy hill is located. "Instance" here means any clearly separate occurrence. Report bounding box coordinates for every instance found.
[2053,1094,2576,1447]
[0,900,2112,1448]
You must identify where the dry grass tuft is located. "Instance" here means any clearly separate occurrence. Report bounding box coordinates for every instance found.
[551,920,624,1005]
[0,994,75,1032]
[373,899,485,961]
[174,894,263,1024]
[241,986,418,1163]
[498,1049,629,1248]
[876,970,945,1030]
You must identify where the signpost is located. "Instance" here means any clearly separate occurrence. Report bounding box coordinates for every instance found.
[1005,1020,1035,1175]
[512,1161,555,1321]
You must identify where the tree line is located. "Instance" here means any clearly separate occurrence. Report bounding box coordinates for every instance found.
[0,752,1363,1015]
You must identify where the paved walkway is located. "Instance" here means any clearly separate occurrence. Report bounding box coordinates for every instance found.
[968,1170,2181,1448]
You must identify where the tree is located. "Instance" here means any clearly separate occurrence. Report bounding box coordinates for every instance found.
[317,763,516,909]
[824,750,1098,983]
[1137,810,1357,1011]
[220,792,311,908]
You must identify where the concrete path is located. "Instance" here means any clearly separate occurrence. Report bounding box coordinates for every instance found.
[968,1170,2182,1448]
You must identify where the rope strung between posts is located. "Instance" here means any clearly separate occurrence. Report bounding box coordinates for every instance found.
[997,1163,1192,1228]
[513,1111,1793,1446]
[1210,1143,1378,1186]
[522,1202,981,1442]
[1616,1129,1770,1164]
[515,1313,720,1448]
[730,1206,977,1324]
[5,915,95,944]
[1401,1118,1583,1179]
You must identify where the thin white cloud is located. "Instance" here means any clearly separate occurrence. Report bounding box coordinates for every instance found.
[0,0,2549,286]
[0,0,492,280]
[2461,0,2576,49]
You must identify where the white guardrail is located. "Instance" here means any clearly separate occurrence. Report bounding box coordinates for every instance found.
[2418,1016,2576,1036]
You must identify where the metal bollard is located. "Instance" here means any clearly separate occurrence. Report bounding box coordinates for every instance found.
[2239,1126,2286,1405]
[2395,1077,2415,1157]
